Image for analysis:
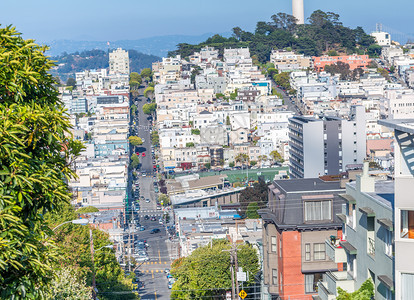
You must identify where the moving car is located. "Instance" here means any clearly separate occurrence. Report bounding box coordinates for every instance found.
[142,153,146,157]
[144,215,150,220]
[145,198,150,203]
[150,228,161,234]
[150,216,157,221]
[139,226,146,231]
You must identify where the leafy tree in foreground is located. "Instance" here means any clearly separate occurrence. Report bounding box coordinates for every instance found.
[143,86,154,98]
[142,103,157,114]
[0,25,83,298]
[131,153,140,168]
[171,240,259,299]
[337,279,374,300]
[46,267,91,300]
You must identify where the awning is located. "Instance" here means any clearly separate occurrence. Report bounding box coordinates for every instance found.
[339,193,356,204]
[336,213,347,223]
[340,241,357,255]
[359,207,375,217]
[378,218,393,231]
[378,275,394,290]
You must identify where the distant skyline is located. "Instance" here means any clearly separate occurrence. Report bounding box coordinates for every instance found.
[2,0,414,44]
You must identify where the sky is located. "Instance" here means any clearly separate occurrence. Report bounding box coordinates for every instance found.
[1,0,413,43]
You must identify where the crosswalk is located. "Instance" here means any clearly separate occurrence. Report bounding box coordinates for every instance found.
[141,261,168,265]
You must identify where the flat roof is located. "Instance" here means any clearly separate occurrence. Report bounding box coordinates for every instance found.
[274,178,343,193]
[378,119,414,134]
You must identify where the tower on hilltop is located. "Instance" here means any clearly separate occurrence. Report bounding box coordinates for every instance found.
[292,0,304,24]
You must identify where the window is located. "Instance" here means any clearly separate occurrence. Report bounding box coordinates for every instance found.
[384,230,392,257]
[401,210,414,239]
[304,201,332,221]
[314,243,326,260]
[305,243,311,261]
[402,273,414,299]
[271,236,277,253]
[305,273,323,293]
[272,269,278,285]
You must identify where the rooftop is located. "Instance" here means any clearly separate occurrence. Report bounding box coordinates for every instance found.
[379,119,414,134]
[273,178,343,193]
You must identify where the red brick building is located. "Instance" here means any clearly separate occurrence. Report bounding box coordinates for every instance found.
[259,178,346,299]
[312,55,371,72]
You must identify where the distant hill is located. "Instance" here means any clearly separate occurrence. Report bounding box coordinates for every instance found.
[45,32,231,58]
[169,10,380,64]
[50,49,160,81]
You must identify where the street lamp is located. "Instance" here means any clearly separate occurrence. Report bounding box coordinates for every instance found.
[96,244,113,252]
[52,218,89,232]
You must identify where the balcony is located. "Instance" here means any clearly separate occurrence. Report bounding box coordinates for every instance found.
[318,271,355,300]
[325,237,347,263]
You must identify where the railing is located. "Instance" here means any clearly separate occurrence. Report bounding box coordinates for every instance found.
[368,237,375,256]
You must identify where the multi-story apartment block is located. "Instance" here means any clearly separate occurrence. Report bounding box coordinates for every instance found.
[109,48,129,75]
[313,55,371,72]
[385,89,414,119]
[371,31,391,46]
[289,106,366,178]
[379,119,414,300]
[270,49,312,71]
[318,162,394,300]
[259,178,346,299]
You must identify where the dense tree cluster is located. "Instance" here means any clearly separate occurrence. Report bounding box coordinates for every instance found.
[239,178,269,217]
[171,240,259,299]
[169,10,377,64]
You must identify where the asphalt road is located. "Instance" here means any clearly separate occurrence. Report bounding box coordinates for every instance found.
[133,94,154,174]
[269,76,301,114]
[133,176,172,299]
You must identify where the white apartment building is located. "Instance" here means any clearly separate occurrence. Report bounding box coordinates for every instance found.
[385,89,414,119]
[109,48,130,75]
[371,31,391,46]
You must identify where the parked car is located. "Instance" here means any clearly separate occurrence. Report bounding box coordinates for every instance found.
[156,205,161,210]
[150,228,161,234]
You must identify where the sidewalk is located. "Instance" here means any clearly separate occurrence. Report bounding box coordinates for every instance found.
[165,238,179,263]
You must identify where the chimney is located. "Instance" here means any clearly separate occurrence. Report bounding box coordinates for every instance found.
[357,160,375,193]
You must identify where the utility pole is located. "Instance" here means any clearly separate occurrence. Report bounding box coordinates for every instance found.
[233,244,240,298]
[230,254,236,300]
[90,229,97,300]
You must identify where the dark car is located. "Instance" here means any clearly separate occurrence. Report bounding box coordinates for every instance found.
[144,215,150,220]
[150,228,161,234]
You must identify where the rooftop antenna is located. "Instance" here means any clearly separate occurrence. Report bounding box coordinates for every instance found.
[376,23,383,32]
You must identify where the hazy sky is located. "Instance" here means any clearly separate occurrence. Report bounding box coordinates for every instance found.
[1,0,413,43]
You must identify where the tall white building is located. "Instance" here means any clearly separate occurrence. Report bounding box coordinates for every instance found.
[109,48,130,74]
[371,31,391,46]
[379,119,414,300]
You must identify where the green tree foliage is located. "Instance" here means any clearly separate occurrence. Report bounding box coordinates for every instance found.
[250,160,257,166]
[131,104,137,115]
[46,267,91,300]
[226,116,231,126]
[66,77,76,88]
[46,203,138,300]
[239,178,269,216]
[267,67,278,77]
[235,153,249,166]
[171,240,259,299]
[142,103,157,114]
[0,25,84,298]
[230,89,238,100]
[337,279,374,300]
[269,150,283,162]
[246,202,260,219]
[324,62,364,81]
[143,86,154,98]
[169,11,376,63]
[274,72,291,90]
[229,162,235,168]
[76,206,99,214]
[377,67,390,81]
[129,72,142,94]
[151,130,159,147]
[186,142,195,148]
[131,153,140,168]
[128,136,143,146]
[140,68,152,80]
[204,163,211,170]
[158,194,170,206]
[191,128,200,135]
